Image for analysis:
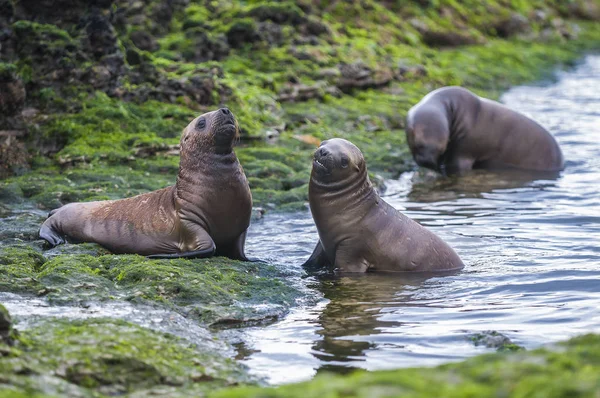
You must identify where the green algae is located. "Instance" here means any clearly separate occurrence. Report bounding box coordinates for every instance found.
[0,245,300,325]
[211,333,600,398]
[0,318,253,397]
[2,1,599,209]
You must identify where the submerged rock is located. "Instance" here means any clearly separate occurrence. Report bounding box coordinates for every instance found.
[469,330,524,352]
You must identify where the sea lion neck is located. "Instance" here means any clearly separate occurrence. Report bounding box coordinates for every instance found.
[442,88,480,143]
[309,165,376,211]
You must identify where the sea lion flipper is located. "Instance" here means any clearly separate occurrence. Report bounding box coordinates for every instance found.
[216,230,258,261]
[301,241,331,270]
[39,222,66,248]
[147,247,215,260]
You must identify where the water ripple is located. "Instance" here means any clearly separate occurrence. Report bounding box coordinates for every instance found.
[241,55,600,384]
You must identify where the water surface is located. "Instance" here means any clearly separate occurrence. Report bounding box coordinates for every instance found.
[241,55,600,384]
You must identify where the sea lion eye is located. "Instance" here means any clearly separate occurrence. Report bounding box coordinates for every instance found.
[197,117,206,130]
[341,156,349,168]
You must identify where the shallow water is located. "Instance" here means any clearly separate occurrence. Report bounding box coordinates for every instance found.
[241,55,600,384]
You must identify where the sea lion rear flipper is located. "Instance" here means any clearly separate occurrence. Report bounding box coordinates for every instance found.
[301,241,331,270]
[149,224,216,259]
[39,222,66,248]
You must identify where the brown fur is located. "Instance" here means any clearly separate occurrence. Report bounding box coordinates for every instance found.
[302,138,464,273]
[39,108,252,260]
[406,86,564,174]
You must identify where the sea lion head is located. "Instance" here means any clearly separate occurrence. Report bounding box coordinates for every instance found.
[181,108,240,155]
[311,138,365,184]
[405,106,450,171]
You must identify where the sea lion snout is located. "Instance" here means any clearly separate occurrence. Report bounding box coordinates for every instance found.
[313,146,333,174]
[414,146,441,170]
[211,108,239,150]
[312,139,363,179]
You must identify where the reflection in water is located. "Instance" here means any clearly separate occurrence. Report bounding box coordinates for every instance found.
[402,168,561,203]
[312,275,430,373]
[241,55,600,384]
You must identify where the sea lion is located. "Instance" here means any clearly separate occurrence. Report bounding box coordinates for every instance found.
[302,138,464,273]
[406,86,564,174]
[39,108,253,260]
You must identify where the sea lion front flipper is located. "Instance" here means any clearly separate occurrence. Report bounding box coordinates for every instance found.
[301,241,331,270]
[216,230,263,262]
[334,251,369,273]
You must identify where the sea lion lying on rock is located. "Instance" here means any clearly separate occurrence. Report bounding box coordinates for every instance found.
[39,108,253,260]
[302,138,464,273]
[406,86,564,175]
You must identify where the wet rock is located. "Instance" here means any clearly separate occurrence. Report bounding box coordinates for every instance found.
[130,30,159,52]
[12,0,114,27]
[183,29,230,62]
[247,2,306,25]
[421,29,481,47]
[252,207,266,221]
[566,0,600,21]
[278,81,339,102]
[226,19,260,48]
[494,13,530,38]
[257,21,284,47]
[133,143,180,158]
[338,62,394,92]
[11,21,89,87]
[531,9,550,24]
[85,65,112,88]
[300,16,330,37]
[396,63,427,81]
[470,331,524,352]
[0,0,13,29]
[0,130,30,179]
[81,12,119,59]
[0,65,25,116]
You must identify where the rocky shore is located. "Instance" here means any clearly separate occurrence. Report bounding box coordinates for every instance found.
[1,0,600,396]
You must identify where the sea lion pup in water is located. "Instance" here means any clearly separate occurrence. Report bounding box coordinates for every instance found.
[302,138,464,273]
[406,86,564,175]
[39,108,253,260]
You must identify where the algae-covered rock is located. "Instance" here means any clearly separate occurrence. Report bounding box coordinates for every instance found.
[469,330,524,352]
[0,318,253,396]
[0,245,300,325]
[211,334,600,397]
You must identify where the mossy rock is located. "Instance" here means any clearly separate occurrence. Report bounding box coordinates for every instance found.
[211,334,600,397]
[0,317,253,396]
[0,245,301,325]
[246,2,306,25]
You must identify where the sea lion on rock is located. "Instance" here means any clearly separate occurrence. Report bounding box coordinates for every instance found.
[406,86,564,175]
[39,108,253,260]
[302,138,464,273]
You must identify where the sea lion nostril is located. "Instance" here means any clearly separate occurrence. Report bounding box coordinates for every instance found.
[220,108,231,115]
[318,148,329,157]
